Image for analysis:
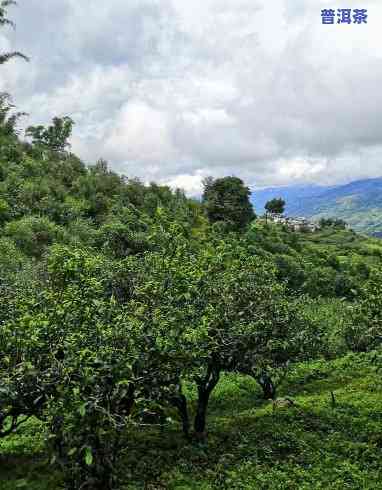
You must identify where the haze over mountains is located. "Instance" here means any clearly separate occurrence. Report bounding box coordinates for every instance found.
[251,177,382,235]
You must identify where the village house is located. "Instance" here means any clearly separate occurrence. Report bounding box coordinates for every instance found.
[267,213,320,232]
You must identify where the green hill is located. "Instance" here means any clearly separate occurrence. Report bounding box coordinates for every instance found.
[251,178,382,235]
[2,4,382,489]
[1,106,382,490]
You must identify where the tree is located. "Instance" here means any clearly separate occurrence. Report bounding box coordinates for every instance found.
[274,253,306,292]
[0,256,55,441]
[265,198,286,215]
[0,93,25,164]
[344,269,382,352]
[4,215,63,257]
[303,266,337,298]
[0,1,28,65]
[97,205,151,258]
[35,245,185,489]
[0,93,25,136]
[26,116,74,153]
[319,217,347,230]
[0,1,28,163]
[0,245,136,489]
[122,225,317,441]
[202,176,254,231]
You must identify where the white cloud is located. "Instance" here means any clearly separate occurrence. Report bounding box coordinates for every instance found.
[164,172,207,196]
[1,0,382,194]
[103,100,177,165]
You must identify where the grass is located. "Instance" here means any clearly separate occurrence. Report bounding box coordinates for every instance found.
[1,352,381,489]
[0,418,59,489]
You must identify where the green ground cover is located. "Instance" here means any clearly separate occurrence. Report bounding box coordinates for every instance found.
[1,352,380,489]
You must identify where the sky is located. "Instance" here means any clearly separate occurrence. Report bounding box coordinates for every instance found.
[1,0,382,195]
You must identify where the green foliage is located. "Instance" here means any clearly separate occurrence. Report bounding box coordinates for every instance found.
[0,94,26,165]
[319,217,348,229]
[2,352,382,489]
[343,270,382,352]
[0,142,380,487]
[274,254,306,291]
[0,197,10,223]
[119,229,319,440]
[246,221,380,300]
[0,93,25,138]
[0,246,133,488]
[265,197,286,215]
[0,31,381,486]
[25,116,74,153]
[4,215,63,257]
[47,353,136,490]
[97,205,151,258]
[0,1,29,65]
[202,176,254,231]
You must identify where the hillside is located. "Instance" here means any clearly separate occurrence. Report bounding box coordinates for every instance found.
[247,221,382,301]
[2,4,382,490]
[1,128,382,487]
[1,353,382,489]
[251,178,382,235]
[251,184,328,215]
[1,101,382,490]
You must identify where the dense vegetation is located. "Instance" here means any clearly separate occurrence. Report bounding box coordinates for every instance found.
[1,4,381,489]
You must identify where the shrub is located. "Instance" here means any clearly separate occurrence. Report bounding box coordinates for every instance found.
[4,216,63,257]
[343,270,382,352]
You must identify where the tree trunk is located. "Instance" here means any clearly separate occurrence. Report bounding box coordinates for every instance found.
[257,373,276,400]
[194,392,209,436]
[194,365,220,442]
[171,392,190,439]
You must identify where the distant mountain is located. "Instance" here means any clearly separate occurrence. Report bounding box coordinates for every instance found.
[251,184,328,216]
[251,177,382,234]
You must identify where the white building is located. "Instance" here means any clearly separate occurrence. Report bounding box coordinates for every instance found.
[267,213,320,232]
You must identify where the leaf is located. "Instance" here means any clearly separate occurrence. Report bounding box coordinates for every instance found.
[84,447,93,466]
[15,480,28,488]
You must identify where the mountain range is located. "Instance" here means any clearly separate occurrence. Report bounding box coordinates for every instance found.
[251,177,382,235]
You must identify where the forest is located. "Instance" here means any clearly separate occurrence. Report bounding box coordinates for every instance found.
[0,2,382,489]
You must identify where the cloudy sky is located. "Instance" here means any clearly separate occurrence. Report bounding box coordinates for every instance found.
[1,0,382,195]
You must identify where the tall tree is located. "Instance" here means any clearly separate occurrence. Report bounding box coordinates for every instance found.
[26,116,74,152]
[265,198,286,215]
[0,1,28,65]
[202,176,254,231]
